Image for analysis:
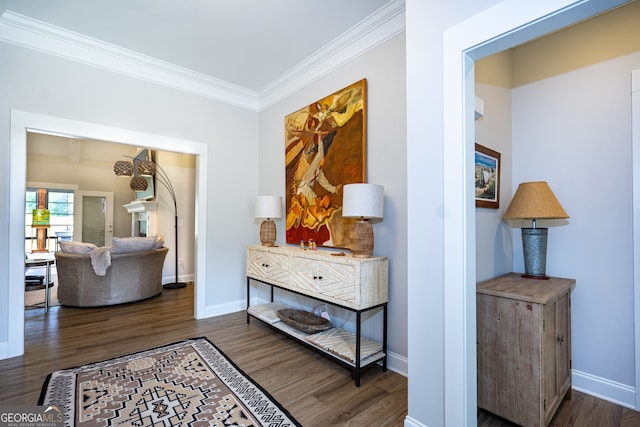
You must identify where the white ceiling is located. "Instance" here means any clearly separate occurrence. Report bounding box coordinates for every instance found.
[1,0,402,108]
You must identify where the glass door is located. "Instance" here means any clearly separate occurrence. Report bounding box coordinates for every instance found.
[74,191,114,247]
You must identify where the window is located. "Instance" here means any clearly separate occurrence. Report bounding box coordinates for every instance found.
[25,188,74,252]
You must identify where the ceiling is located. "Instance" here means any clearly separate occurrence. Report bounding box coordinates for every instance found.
[1,0,401,108]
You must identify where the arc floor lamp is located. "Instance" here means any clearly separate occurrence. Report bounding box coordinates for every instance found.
[114,153,186,289]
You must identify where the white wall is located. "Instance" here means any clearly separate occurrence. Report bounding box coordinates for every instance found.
[475,83,513,282]
[0,42,259,344]
[513,51,640,403]
[258,33,408,372]
[405,1,503,425]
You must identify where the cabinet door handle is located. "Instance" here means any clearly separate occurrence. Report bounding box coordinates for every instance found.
[262,263,270,268]
[313,275,323,280]
[557,335,564,343]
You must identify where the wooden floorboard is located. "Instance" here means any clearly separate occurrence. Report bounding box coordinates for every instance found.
[1,283,637,426]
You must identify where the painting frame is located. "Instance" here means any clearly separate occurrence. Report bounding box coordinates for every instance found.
[284,79,367,248]
[134,148,155,201]
[475,143,500,209]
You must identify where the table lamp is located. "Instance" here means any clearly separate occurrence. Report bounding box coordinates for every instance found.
[342,183,384,258]
[255,196,282,246]
[503,181,569,279]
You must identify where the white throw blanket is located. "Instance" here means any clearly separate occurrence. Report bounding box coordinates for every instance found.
[90,247,112,276]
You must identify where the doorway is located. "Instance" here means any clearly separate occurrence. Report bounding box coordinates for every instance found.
[438,1,632,424]
[8,111,209,358]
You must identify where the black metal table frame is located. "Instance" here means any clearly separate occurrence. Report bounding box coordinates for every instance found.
[25,258,55,313]
[246,276,387,386]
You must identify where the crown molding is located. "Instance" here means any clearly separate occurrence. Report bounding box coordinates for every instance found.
[0,1,406,112]
[258,0,406,109]
[0,11,259,110]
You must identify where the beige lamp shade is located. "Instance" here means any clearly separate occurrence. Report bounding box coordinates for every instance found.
[503,181,569,220]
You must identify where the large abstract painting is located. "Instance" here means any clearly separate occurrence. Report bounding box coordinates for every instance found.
[285,79,367,248]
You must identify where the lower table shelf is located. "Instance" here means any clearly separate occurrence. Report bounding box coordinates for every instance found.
[247,301,386,386]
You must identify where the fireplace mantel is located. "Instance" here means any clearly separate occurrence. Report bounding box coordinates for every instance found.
[123,201,157,237]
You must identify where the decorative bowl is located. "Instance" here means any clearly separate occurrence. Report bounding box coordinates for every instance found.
[276,308,333,334]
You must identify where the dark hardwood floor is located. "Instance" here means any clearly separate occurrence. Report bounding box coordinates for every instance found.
[1,284,638,426]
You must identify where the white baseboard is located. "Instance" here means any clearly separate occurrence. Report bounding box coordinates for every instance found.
[0,341,7,360]
[203,298,246,318]
[387,350,407,377]
[572,369,636,410]
[404,415,428,427]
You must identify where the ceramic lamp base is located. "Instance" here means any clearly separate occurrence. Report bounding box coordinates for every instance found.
[350,219,374,258]
[260,219,277,246]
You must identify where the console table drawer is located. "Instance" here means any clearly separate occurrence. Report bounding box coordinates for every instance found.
[290,256,357,306]
[246,249,289,285]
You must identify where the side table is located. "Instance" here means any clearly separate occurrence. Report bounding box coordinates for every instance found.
[25,258,55,313]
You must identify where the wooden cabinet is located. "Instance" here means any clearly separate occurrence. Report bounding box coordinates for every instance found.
[476,273,576,426]
[246,245,388,385]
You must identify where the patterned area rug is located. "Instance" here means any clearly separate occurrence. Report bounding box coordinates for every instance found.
[39,337,300,426]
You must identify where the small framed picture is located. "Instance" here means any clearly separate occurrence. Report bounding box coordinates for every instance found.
[475,143,500,209]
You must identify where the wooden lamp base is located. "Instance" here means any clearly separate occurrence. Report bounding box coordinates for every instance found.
[349,219,374,258]
[260,219,276,246]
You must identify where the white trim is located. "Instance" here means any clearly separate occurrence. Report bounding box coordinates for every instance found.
[632,68,640,410]
[441,0,629,424]
[6,110,208,359]
[0,3,406,112]
[0,11,257,110]
[26,182,78,191]
[573,369,636,409]
[258,0,406,109]
[403,416,428,427]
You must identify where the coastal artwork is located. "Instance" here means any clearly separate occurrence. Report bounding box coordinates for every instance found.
[284,79,367,248]
[475,143,500,209]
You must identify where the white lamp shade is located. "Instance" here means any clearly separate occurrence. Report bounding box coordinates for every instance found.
[342,183,384,219]
[255,195,282,219]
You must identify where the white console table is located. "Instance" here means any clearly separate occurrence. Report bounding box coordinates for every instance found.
[246,245,389,386]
